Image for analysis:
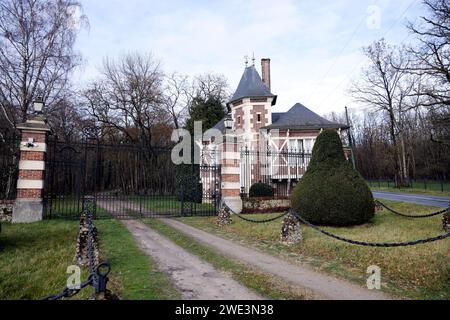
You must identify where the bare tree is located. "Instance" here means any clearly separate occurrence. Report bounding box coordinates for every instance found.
[162,72,190,129]
[47,94,86,141]
[158,71,231,132]
[407,0,450,108]
[346,107,450,182]
[83,53,169,146]
[349,39,419,186]
[0,0,88,136]
[0,0,87,199]
[191,73,230,105]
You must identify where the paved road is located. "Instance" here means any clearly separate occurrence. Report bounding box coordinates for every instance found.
[373,191,450,208]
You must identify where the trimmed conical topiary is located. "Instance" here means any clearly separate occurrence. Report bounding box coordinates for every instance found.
[291,129,374,226]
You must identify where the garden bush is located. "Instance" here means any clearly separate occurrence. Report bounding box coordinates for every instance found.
[291,129,374,226]
[249,182,274,197]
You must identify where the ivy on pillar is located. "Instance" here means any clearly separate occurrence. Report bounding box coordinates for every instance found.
[220,113,242,214]
[13,99,51,223]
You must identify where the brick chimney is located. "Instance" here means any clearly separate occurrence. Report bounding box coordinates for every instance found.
[261,58,271,91]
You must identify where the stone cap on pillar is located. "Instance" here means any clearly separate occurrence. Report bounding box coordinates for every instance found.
[16,116,51,132]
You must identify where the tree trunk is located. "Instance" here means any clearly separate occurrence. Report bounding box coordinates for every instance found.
[398,133,409,187]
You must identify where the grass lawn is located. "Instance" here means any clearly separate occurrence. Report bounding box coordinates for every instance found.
[178,201,450,300]
[44,197,84,219]
[143,218,317,299]
[137,196,214,212]
[0,219,179,300]
[94,195,216,216]
[46,196,216,219]
[45,197,108,219]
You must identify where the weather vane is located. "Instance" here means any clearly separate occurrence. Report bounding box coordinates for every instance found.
[252,52,255,66]
[244,55,249,67]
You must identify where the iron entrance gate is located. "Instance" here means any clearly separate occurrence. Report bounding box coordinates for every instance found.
[43,139,221,219]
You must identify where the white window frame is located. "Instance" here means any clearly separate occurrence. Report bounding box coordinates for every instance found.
[287,137,316,153]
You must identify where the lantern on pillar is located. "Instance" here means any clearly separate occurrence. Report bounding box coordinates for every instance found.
[224,113,233,130]
[33,97,45,114]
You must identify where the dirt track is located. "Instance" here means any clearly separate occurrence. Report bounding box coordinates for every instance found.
[97,199,391,300]
[120,219,263,300]
[96,199,262,299]
[162,218,392,300]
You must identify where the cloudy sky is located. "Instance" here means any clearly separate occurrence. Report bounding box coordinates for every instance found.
[73,0,425,115]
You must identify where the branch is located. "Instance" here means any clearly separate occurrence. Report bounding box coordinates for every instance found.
[430,134,450,148]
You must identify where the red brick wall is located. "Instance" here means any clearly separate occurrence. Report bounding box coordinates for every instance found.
[221,159,239,166]
[18,170,44,180]
[288,130,320,137]
[250,105,268,131]
[17,189,42,198]
[223,174,240,183]
[17,129,47,200]
[234,107,244,130]
[21,132,46,143]
[222,189,240,197]
[250,98,268,103]
[21,151,45,161]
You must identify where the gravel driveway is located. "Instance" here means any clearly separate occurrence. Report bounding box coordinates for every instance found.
[162,218,392,300]
[121,219,262,300]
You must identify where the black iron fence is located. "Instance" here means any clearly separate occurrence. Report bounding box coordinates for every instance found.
[367,178,450,193]
[240,147,312,198]
[44,139,221,219]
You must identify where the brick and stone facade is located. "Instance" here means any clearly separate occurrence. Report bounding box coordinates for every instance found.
[12,116,50,223]
[219,132,242,213]
[229,97,275,147]
[208,58,349,200]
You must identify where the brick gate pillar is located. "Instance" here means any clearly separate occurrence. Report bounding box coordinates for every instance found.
[220,131,242,214]
[13,115,51,223]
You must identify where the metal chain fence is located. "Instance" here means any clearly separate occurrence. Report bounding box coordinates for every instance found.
[233,211,288,223]
[289,209,450,247]
[42,201,111,300]
[375,200,450,218]
[224,204,450,247]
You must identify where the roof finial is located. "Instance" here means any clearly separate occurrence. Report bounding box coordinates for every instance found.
[252,52,255,66]
[244,55,248,67]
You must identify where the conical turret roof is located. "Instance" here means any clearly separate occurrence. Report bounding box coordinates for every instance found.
[229,65,276,105]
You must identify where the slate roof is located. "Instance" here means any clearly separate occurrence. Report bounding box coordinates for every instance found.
[229,65,276,105]
[271,112,283,123]
[263,103,349,131]
[212,117,226,133]
[211,103,348,133]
